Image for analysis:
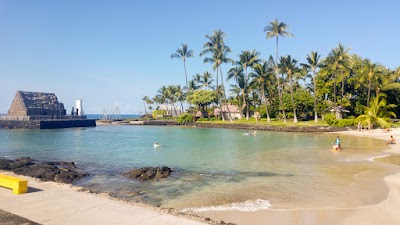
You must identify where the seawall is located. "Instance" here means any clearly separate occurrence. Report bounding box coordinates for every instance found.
[0,119,96,129]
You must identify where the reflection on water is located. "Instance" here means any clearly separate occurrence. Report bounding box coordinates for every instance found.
[0,126,398,211]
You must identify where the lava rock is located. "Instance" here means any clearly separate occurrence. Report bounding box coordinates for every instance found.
[123,166,172,181]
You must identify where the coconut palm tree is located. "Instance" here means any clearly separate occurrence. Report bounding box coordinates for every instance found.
[264,19,294,123]
[301,51,323,123]
[227,66,245,117]
[323,44,350,106]
[201,31,233,121]
[142,96,150,118]
[250,61,272,122]
[279,55,300,123]
[357,93,396,129]
[166,85,179,116]
[171,44,194,88]
[200,71,214,90]
[357,59,384,107]
[236,50,261,120]
[192,74,202,85]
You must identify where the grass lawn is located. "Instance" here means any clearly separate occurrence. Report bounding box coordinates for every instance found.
[197,118,329,127]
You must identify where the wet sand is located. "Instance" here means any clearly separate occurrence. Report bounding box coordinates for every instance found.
[195,128,400,225]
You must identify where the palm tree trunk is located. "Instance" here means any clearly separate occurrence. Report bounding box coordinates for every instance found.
[262,84,271,122]
[172,101,178,117]
[288,76,298,123]
[143,102,148,118]
[341,70,344,107]
[367,79,371,107]
[276,36,286,123]
[313,71,318,123]
[245,69,249,121]
[216,66,224,121]
[220,67,233,122]
[183,59,188,90]
[333,73,337,106]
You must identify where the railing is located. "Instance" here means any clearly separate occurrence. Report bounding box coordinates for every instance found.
[0,115,87,121]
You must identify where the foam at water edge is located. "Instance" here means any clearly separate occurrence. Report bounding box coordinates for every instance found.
[181,199,271,212]
[367,153,391,161]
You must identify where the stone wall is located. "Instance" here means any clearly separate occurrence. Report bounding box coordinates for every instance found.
[0,120,40,129]
[0,119,96,129]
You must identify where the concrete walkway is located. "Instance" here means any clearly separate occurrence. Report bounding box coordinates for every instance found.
[0,172,207,225]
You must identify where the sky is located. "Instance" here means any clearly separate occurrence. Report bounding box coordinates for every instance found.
[0,0,399,114]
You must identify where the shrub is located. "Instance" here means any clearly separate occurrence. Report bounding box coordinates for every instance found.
[152,110,167,118]
[324,114,337,126]
[335,118,357,127]
[196,118,209,121]
[177,113,194,124]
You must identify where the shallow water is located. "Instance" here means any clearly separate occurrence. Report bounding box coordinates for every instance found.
[0,125,397,211]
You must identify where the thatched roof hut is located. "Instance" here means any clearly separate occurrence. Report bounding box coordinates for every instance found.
[8,91,66,116]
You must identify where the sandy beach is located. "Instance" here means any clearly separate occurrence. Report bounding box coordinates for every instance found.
[195,128,400,225]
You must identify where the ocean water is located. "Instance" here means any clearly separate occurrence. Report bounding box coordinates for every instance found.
[0,126,396,211]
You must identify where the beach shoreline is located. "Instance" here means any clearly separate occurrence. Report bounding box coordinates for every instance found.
[195,128,400,225]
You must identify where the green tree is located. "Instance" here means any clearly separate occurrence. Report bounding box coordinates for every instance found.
[323,44,350,106]
[201,30,233,121]
[357,93,396,129]
[236,50,260,120]
[301,51,323,123]
[187,90,217,118]
[171,43,194,88]
[250,61,273,122]
[264,19,294,123]
[142,96,150,118]
[357,59,384,107]
[279,55,300,123]
[200,71,214,90]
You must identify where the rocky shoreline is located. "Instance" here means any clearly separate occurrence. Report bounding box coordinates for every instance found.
[0,157,88,184]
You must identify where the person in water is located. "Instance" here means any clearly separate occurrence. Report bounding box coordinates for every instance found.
[333,136,341,151]
[386,136,396,145]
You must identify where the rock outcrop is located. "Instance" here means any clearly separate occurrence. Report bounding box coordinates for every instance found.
[0,157,87,184]
[123,166,172,181]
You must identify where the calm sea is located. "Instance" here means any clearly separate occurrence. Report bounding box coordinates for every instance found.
[0,125,396,211]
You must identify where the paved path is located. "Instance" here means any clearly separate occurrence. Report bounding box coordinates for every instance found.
[0,172,207,225]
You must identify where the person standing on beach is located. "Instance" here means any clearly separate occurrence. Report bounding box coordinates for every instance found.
[357,121,362,131]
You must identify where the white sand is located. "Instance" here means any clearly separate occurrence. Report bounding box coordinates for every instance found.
[196,128,400,225]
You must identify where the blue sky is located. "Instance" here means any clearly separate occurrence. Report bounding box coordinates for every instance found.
[0,0,399,114]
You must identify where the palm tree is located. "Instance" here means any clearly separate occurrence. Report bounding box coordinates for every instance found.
[357,59,384,107]
[236,50,261,120]
[323,44,350,106]
[301,51,323,123]
[200,72,214,90]
[175,85,185,113]
[192,74,202,85]
[201,30,233,121]
[357,93,396,129]
[279,55,300,123]
[171,44,194,88]
[166,85,178,116]
[264,19,294,123]
[250,61,272,122]
[227,66,245,117]
[142,96,150,118]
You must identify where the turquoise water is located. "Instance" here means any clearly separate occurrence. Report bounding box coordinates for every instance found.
[0,125,395,211]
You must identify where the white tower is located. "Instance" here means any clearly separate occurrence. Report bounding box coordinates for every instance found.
[75,99,84,116]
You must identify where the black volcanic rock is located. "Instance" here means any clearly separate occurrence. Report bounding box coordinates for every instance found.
[123,166,172,181]
[0,157,88,184]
